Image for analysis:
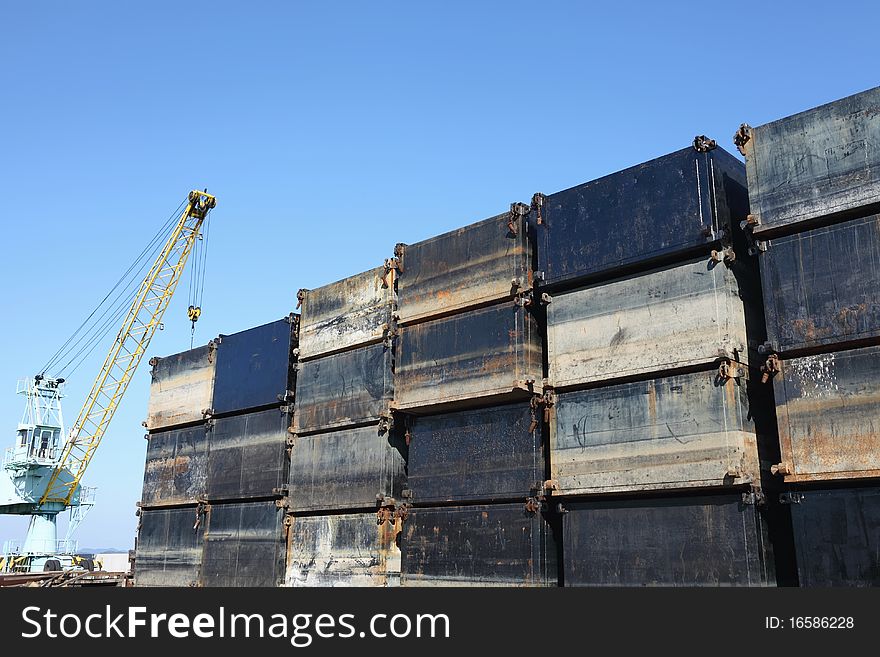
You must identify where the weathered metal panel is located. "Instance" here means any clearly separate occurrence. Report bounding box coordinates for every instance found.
[135,506,205,587]
[141,425,208,507]
[400,503,557,587]
[773,346,880,482]
[212,316,297,416]
[547,258,751,387]
[199,500,287,587]
[297,266,393,360]
[406,402,543,504]
[394,302,543,412]
[396,211,531,325]
[760,214,880,354]
[206,408,291,501]
[146,343,215,431]
[292,342,393,435]
[563,494,774,586]
[551,371,759,495]
[288,424,407,513]
[788,486,880,586]
[285,514,401,587]
[534,145,748,289]
[740,86,880,236]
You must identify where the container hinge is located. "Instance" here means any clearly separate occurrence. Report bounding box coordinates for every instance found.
[382,324,397,349]
[275,496,291,510]
[524,496,543,514]
[376,498,397,525]
[779,491,803,505]
[710,246,736,266]
[741,489,765,506]
[194,501,210,530]
[277,390,295,403]
[529,390,555,431]
[296,288,308,309]
[531,192,546,225]
[202,407,215,419]
[760,354,781,384]
[733,124,752,157]
[716,359,747,382]
[693,135,717,152]
[770,462,792,476]
[507,202,529,235]
[381,255,400,288]
[747,238,768,256]
[394,502,411,522]
[740,214,760,231]
[378,410,395,434]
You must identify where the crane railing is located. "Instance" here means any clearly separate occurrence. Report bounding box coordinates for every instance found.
[39,191,216,507]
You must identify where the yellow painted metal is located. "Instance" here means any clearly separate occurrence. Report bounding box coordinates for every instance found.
[39,191,216,507]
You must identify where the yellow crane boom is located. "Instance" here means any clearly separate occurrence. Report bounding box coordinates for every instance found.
[39,190,216,507]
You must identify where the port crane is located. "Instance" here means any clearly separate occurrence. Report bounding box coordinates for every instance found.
[0,190,216,572]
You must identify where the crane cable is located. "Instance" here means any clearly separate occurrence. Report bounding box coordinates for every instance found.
[39,198,189,379]
[187,210,211,348]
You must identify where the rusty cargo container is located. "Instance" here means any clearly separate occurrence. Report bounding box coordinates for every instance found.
[394,301,542,413]
[135,505,205,587]
[141,424,208,507]
[787,486,880,586]
[211,316,298,416]
[285,513,401,587]
[199,500,287,587]
[146,342,215,431]
[400,503,557,587]
[405,402,544,505]
[759,214,880,354]
[547,257,755,388]
[551,370,761,495]
[396,210,532,325]
[297,266,394,360]
[738,86,880,236]
[206,407,291,501]
[772,346,880,483]
[288,423,407,513]
[563,493,774,586]
[292,342,393,435]
[532,143,748,289]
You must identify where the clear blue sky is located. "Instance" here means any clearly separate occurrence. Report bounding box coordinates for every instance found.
[0,1,876,550]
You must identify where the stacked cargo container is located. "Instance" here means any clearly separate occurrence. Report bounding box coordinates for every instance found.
[393,213,557,586]
[533,140,781,586]
[737,86,880,586]
[135,316,298,587]
[286,268,406,586]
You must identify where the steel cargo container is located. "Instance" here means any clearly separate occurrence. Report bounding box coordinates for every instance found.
[532,144,748,289]
[199,500,287,587]
[146,342,215,431]
[551,370,760,495]
[396,210,532,325]
[211,316,298,416]
[760,214,880,354]
[400,503,557,587]
[135,505,205,587]
[206,407,291,501]
[141,424,208,507]
[287,423,407,513]
[787,486,880,586]
[547,257,753,388]
[297,266,393,360]
[394,301,543,413]
[772,346,880,483]
[405,402,543,504]
[737,86,880,236]
[292,342,393,435]
[563,493,774,586]
[285,513,402,587]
